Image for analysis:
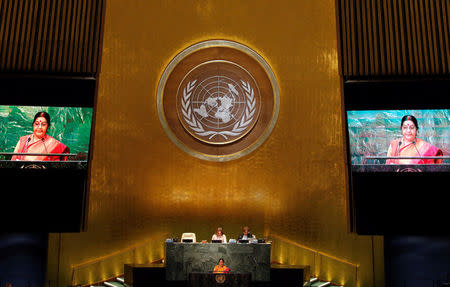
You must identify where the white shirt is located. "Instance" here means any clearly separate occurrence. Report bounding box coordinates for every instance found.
[212,234,227,243]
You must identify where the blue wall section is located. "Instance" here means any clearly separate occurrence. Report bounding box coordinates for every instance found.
[0,233,48,287]
[385,236,450,287]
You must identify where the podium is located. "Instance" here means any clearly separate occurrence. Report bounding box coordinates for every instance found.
[165,242,271,281]
[270,264,310,286]
[124,263,165,287]
[188,272,251,287]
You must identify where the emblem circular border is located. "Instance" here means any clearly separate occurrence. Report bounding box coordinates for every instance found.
[157,40,280,162]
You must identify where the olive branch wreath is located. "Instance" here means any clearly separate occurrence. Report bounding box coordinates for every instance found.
[181,80,256,140]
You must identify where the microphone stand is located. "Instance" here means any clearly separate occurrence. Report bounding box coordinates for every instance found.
[21,136,32,160]
[412,141,424,164]
[394,140,402,163]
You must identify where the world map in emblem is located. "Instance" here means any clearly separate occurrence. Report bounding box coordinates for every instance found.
[157,40,279,161]
[177,62,261,145]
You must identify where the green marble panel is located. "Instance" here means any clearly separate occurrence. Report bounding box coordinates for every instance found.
[165,242,270,281]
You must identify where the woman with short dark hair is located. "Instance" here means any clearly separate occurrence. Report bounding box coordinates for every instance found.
[386,115,443,164]
[12,111,70,161]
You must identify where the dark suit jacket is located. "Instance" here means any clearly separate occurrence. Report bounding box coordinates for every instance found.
[238,233,254,240]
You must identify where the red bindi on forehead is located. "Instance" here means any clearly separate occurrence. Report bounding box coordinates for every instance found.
[402,121,416,127]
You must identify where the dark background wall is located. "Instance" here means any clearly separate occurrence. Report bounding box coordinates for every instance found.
[0,233,48,287]
[337,1,450,287]
[0,0,104,286]
[385,236,450,287]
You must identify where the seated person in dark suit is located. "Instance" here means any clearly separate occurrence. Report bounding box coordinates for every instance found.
[237,226,255,240]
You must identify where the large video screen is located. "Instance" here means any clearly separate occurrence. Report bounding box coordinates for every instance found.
[0,105,92,163]
[347,109,450,172]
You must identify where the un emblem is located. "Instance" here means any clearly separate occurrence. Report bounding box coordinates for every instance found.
[178,62,261,144]
[215,274,226,284]
[157,40,279,161]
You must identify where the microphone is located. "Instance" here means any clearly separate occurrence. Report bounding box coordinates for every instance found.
[20,136,32,160]
[41,138,50,159]
[23,136,31,151]
[394,140,402,160]
[412,141,424,164]
[396,140,402,153]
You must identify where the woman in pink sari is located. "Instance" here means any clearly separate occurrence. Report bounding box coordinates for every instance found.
[386,115,443,164]
[11,111,69,161]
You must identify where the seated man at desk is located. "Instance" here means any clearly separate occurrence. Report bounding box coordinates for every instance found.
[213,258,230,274]
[237,226,255,240]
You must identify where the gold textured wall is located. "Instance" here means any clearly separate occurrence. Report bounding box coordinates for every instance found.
[46,1,384,286]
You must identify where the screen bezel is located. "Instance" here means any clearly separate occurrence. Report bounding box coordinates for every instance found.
[0,74,96,165]
[0,105,93,163]
[0,74,97,232]
[346,108,449,169]
[0,74,96,107]
[343,78,450,235]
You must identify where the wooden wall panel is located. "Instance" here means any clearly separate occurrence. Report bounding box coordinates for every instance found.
[338,0,450,77]
[0,0,104,74]
[44,1,384,287]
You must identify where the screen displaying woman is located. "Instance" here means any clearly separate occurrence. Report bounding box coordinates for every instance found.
[386,115,443,164]
[11,111,70,161]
